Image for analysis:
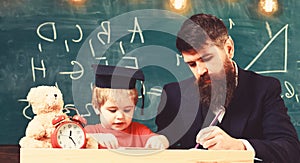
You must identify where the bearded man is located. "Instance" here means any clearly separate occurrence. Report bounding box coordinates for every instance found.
[155,13,300,163]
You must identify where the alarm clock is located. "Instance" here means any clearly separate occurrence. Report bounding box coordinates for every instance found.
[51,113,87,149]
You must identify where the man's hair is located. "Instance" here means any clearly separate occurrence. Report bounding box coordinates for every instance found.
[176,13,229,52]
[92,87,138,110]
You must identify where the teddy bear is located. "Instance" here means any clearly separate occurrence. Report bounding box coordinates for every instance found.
[19,85,68,148]
[19,85,98,148]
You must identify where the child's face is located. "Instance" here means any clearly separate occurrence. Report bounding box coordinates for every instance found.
[99,97,135,131]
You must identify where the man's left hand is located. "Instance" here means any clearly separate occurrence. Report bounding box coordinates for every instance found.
[196,126,246,150]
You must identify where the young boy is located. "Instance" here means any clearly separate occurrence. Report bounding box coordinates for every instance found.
[85,64,169,149]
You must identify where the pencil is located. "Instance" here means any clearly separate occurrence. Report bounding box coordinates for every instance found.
[194,107,225,149]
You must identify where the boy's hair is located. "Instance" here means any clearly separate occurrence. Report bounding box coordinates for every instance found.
[92,86,138,110]
[176,13,229,52]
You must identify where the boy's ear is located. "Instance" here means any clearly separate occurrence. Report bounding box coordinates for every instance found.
[224,36,234,59]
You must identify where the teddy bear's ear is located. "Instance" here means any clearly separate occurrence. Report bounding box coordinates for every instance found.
[26,87,37,103]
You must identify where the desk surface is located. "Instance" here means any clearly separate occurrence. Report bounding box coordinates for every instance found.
[20,148,254,163]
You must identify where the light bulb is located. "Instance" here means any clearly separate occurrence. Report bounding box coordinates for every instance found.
[170,0,187,10]
[259,0,278,15]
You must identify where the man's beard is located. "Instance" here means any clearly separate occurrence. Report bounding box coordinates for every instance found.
[197,58,236,111]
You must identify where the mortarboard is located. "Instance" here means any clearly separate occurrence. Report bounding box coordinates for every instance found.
[92,64,145,114]
[92,64,144,89]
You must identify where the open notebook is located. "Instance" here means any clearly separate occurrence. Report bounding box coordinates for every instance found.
[89,133,162,150]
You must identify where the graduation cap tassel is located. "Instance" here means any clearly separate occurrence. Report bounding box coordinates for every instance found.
[141,81,145,115]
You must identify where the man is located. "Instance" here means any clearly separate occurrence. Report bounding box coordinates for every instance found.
[156,13,300,162]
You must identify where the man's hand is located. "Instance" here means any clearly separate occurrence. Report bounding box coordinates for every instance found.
[196,126,246,150]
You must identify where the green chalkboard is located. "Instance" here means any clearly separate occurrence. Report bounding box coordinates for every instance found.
[1,0,300,145]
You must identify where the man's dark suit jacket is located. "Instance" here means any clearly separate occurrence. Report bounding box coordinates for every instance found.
[156,67,300,163]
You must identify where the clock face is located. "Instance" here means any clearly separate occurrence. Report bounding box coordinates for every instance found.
[55,122,86,149]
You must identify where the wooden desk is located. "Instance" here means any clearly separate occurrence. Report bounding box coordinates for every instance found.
[21,148,254,163]
[0,145,20,163]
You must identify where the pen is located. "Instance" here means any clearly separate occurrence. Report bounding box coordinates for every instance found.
[254,158,263,161]
[194,108,225,149]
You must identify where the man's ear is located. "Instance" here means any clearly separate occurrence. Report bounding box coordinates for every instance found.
[224,36,234,59]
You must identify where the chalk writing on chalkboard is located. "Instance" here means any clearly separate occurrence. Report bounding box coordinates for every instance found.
[17,10,193,127]
[282,81,300,104]
[245,24,288,74]
[36,22,83,53]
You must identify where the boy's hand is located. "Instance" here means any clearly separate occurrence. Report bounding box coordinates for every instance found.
[96,133,119,149]
[85,134,98,149]
[145,135,169,149]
